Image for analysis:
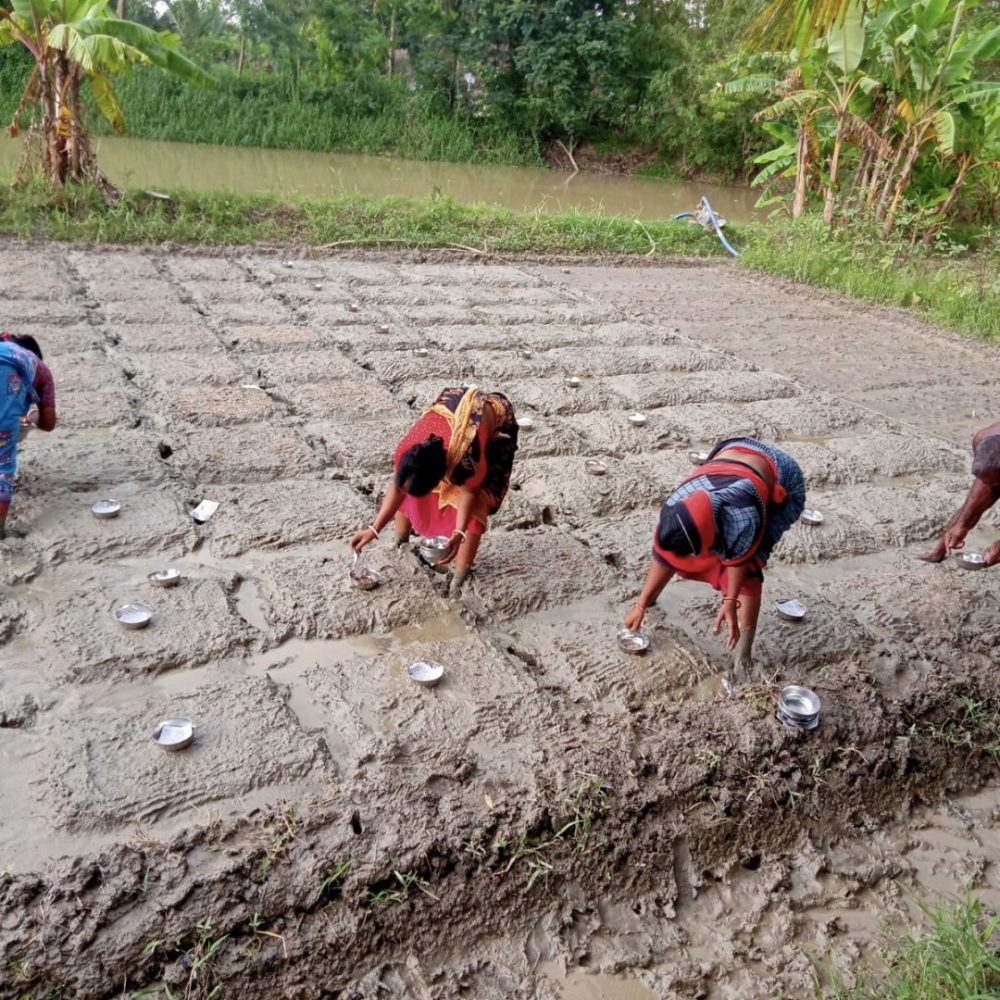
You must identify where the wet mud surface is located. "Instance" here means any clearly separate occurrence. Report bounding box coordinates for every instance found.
[1,245,999,998]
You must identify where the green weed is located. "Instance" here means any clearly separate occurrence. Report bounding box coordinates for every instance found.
[817,893,1000,999]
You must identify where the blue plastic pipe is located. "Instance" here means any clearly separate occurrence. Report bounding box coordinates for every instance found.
[672,198,740,257]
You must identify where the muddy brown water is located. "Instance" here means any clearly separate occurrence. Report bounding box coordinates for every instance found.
[0,244,999,998]
[0,134,760,221]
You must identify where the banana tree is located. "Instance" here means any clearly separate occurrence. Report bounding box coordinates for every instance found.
[0,0,211,191]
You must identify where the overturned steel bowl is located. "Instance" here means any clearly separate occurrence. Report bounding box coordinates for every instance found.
[585,458,608,476]
[564,376,582,388]
[116,603,154,629]
[152,717,194,751]
[377,324,390,335]
[688,450,710,466]
[348,302,360,313]
[418,535,450,565]
[801,507,824,525]
[616,628,651,655]
[628,412,648,427]
[517,416,535,431]
[778,685,820,720]
[414,348,430,357]
[91,499,121,520]
[775,598,807,622]
[148,569,181,588]
[407,660,444,687]
[519,349,532,359]
[957,551,986,571]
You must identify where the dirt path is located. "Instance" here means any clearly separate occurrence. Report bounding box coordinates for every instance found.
[1,245,999,999]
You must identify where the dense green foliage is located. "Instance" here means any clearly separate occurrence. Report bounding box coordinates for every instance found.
[731,0,1000,234]
[0,1,778,179]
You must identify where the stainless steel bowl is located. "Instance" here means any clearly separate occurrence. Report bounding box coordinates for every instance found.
[350,552,382,591]
[91,499,121,519]
[564,376,582,388]
[418,535,450,565]
[349,302,360,312]
[407,660,444,687]
[116,603,154,629]
[688,450,709,466]
[628,412,648,427]
[152,717,194,751]
[585,458,608,476]
[377,324,390,334]
[775,598,807,621]
[801,507,824,525]
[148,569,181,588]
[616,629,650,654]
[957,552,986,571]
[519,349,532,359]
[776,709,820,731]
[517,417,535,431]
[414,347,430,357]
[778,685,820,720]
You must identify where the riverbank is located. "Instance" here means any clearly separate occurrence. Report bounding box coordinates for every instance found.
[2,181,998,342]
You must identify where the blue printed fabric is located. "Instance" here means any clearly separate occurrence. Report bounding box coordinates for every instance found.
[0,341,38,503]
[707,436,806,563]
[663,472,766,561]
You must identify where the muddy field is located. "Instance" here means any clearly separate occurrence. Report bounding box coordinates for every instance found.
[1,245,999,999]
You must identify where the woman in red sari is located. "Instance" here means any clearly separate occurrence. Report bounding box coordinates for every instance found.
[351,386,519,595]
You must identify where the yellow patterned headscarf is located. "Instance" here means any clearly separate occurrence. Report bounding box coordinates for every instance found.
[428,387,482,480]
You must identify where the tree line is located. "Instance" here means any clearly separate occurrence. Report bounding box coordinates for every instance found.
[1,0,998,235]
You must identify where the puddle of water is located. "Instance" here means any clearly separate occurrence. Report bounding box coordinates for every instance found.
[0,135,760,222]
[539,962,657,1000]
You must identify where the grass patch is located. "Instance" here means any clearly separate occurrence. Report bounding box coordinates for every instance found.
[818,893,1000,999]
[0,180,731,257]
[739,215,1000,343]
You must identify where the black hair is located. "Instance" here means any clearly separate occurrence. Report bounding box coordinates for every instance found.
[11,335,43,360]
[656,504,701,556]
[972,435,1000,480]
[395,435,446,497]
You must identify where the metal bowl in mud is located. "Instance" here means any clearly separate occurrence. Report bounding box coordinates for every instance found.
[957,551,986,571]
[377,324,390,334]
[115,602,154,629]
[800,507,824,526]
[616,629,651,655]
[517,416,535,431]
[775,598,807,622]
[91,499,121,520]
[349,302,360,313]
[407,660,444,687]
[776,708,820,731]
[564,376,582,388]
[778,685,820,721]
[585,458,608,476]
[414,348,430,357]
[519,349,532,359]
[152,717,194,751]
[350,552,383,591]
[688,450,710,466]
[418,535,450,565]
[148,569,181,588]
[628,412,648,427]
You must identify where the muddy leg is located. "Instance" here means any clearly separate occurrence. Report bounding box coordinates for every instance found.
[393,511,412,548]
[449,533,482,598]
[729,591,762,686]
[0,501,8,541]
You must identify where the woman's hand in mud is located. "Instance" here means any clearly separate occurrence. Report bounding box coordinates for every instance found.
[943,527,967,554]
[623,603,646,631]
[984,541,1000,568]
[436,531,464,566]
[713,600,740,650]
[350,527,377,552]
[918,540,947,563]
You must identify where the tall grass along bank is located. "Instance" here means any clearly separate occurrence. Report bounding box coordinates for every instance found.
[740,216,1000,344]
[0,182,728,258]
